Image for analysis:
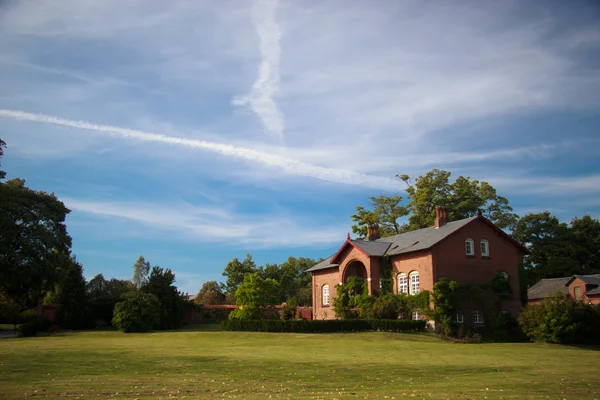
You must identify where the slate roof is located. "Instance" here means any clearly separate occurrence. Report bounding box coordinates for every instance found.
[527,277,570,300]
[528,274,600,300]
[350,240,392,256]
[381,217,477,256]
[305,255,339,273]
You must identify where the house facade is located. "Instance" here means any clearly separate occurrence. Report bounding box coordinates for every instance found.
[307,207,528,325]
[527,274,600,305]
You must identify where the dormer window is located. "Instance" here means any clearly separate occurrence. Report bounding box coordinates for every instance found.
[465,238,474,256]
[480,239,489,257]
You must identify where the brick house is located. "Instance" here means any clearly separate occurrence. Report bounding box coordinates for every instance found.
[527,274,600,305]
[306,207,528,325]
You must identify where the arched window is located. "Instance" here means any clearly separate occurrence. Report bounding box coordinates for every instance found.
[473,310,483,324]
[456,311,464,323]
[409,271,420,295]
[322,285,330,306]
[480,239,489,257]
[574,286,582,300]
[465,238,474,256]
[397,273,408,294]
[412,311,420,320]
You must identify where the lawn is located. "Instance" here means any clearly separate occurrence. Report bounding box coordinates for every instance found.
[0,327,598,399]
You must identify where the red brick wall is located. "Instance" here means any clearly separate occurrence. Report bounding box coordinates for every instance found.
[313,246,377,319]
[390,251,434,295]
[433,218,524,317]
[567,278,600,305]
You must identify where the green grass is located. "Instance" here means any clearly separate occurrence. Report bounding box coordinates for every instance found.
[0,327,598,399]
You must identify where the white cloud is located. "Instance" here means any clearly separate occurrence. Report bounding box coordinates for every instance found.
[65,197,346,247]
[0,108,396,189]
[232,0,284,139]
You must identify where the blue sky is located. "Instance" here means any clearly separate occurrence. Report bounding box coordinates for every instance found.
[1,0,599,294]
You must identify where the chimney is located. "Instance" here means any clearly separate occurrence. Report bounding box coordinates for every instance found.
[367,224,381,241]
[435,206,448,229]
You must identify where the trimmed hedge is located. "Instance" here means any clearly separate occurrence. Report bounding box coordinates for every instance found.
[221,319,426,333]
[16,316,51,337]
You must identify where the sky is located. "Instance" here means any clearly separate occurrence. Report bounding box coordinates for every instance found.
[1,0,599,294]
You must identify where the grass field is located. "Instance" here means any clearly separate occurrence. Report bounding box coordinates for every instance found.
[0,327,598,399]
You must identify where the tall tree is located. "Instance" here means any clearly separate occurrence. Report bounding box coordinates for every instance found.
[229,273,281,320]
[0,138,6,179]
[222,254,257,294]
[45,256,90,329]
[87,274,134,324]
[351,194,408,238]
[514,212,600,285]
[132,255,151,289]
[195,281,225,305]
[0,177,72,303]
[398,169,518,231]
[142,266,186,329]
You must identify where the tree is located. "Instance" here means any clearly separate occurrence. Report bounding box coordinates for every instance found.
[87,274,134,325]
[132,255,150,289]
[256,256,316,305]
[222,254,257,294]
[514,212,600,285]
[398,169,518,231]
[0,138,6,179]
[0,290,21,328]
[194,281,225,305]
[112,292,160,333]
[44,256,91,329]
[229,273,281,320]
[142,266,186,329]
[351,195,408,238]
[0,177,72,303]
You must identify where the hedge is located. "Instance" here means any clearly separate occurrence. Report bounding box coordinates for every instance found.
[221,319,426,333]
[16,316,51,337]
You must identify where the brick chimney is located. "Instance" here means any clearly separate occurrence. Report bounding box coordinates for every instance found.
[435,206,448,229]
[367,224,381,241]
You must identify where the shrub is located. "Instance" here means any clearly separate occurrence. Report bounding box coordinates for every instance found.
[370,294,400,319]
[112,292,160,333]
[16,316,50,337]
[281,297,298,320]
[221,319,426,333]
[518,293,600,344]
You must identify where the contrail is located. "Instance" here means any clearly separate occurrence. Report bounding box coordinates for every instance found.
[0,109,396,189]
[232,0,284,139]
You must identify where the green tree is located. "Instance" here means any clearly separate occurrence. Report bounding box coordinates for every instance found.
[569,215,600,275]
[0,138,6,179]
[0,290,21,328]
[87,274,134,325]
[132,255,150,289]
[222,254,257,294]
[112,291,161,333]
[45,256,91,329]
[351,195,408,238]
[142,266,186,329]
[397,169,518,231]
[0,177,72,303]
[194,281,224,305]
[229,273,281,320]
[258,256,317,305]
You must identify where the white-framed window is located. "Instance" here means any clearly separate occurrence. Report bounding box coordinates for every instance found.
[412,311,420,320]
[409,271,420,295]
[473,310,483,324]
[465,238,474,256]
[456,311,464,323]
[480,239,489,257]
[398,273,408,294]
[322,285,330,306]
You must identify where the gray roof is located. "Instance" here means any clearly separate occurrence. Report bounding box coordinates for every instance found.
[305,255,339,273]
[351,240,392,256]
[528,274,600,300]
[383,217,477,256]
[527,277,570,300]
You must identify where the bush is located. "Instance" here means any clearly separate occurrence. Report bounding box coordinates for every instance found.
[518,293,600,344]
[16,316,50,337]
[112,292,160,333]
[370,294,400,319]
[281,297,298,320]
[221,319,426,333]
